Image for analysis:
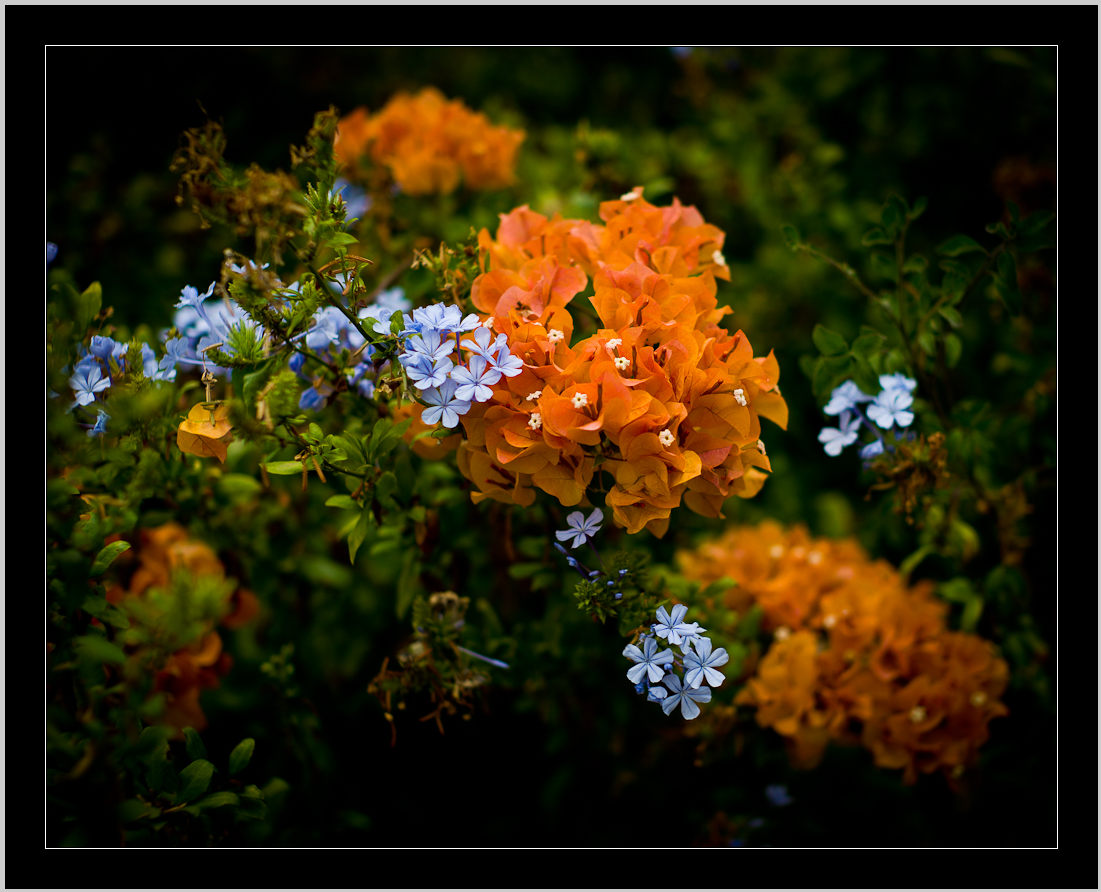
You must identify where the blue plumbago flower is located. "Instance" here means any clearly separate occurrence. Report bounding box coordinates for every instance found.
[407,303,478,336]
[879,372,917,394]
[228,258,269,276]
[818,410,862,456]
[659,672,712,720]
[87,409,109,437]
[299,386,327,410]
[70,362,111,407]
[88,335,118,360]
[823,380,873,416]
[451,355,502,403]
[652,603,699,647]
[866,386,915,429]
[461,325,509,361]
[420,378,471,429]
[675,621,708,654]
[175,281,216,313]
[489,350,524,379]
[47,241,59,264]
[555,507,603,548]
[624,636,675,685]
[683,636,729,689]
[646,684,668,702]
[404,329,456,365]
[163,336,202,369]
[765,784,793,807]
[375,287,410,314]
[403,352,454,390]
[306,306,350,351]
[860,439,885,460]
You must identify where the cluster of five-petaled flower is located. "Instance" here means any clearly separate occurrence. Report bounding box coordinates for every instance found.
[553,507,728,719]
[818,373,917,460]
[398,303,524,429]
[624,604,729,719]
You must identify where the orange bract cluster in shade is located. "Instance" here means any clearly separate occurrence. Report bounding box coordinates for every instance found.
[677,521,1009,784]
[334,87,525,195]
[104,523,259,735]
[453,189,787,537]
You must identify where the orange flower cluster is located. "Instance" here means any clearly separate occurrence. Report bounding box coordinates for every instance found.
[453,190,787,536]
[677,521,1009,783]
[334,87,525,195]
[105,523,259,734]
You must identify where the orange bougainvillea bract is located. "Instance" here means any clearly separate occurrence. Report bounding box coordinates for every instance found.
[446,188,786,537]
[677,521,1010,783]
[334,87,525,195]
[104,523,259,734]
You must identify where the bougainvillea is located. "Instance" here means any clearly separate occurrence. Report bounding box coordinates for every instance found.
[334,87,525,195]
[102,523,259,735]
[437,189,788,536]
[676,521,1009,783]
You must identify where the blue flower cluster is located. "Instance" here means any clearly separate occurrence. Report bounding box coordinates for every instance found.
[398,303,523,429]
[68,331,179,436]
[289,286,411,409]
[625,603,729,720]
[818,373,917,460]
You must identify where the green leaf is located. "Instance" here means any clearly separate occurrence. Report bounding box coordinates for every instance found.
[861,225,892,247]
[263,460,305,476]
[936,234,987,257]
[73,634,127,666]
[76,281,103,331]
[80,596,130,629]
[194,791,240,811]
[348,507,372,565]
[937,306,964,329]
[176,759,215,803]
[849,354,880,396]
[943,333,963,368]
[325,494,358,510]
[183,728,207,761]
[327,231,359,247]
[118,798,161,823]
[812,324,848,356]
[899,545,933,578]
[811,354,852,397]
[89,541,131,576]
[780,224,801,250]
[960,597,984,633]
[907,196,928,221]
[228,738,255,776]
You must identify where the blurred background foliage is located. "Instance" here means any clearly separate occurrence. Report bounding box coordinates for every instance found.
[46,46,1058,850]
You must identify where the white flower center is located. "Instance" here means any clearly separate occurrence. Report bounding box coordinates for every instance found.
[712,249,726,266]
[528,413,542,430]
[614,356,631,370]
[822,613,836,629]
[733,388,747,407]
[571,392,589,409]
[756,439,766,455]
[909,706,927,724]
[808,551,823,565]
[547,329,564,344]
[769,544,784,559]
[620,189,641,201]
[658,429,675,447]
[774,626,791,641]
[970,691,987,707]
[606,338,622,350]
